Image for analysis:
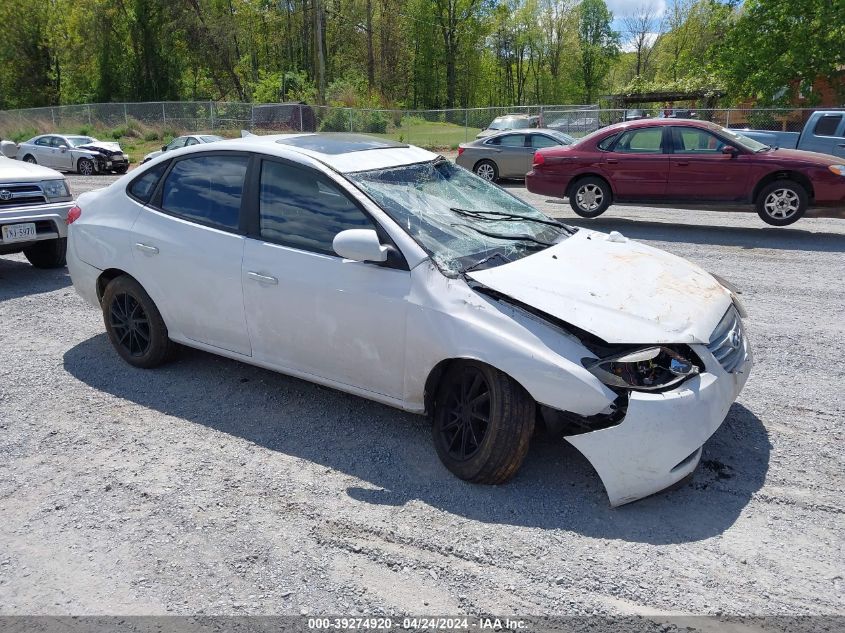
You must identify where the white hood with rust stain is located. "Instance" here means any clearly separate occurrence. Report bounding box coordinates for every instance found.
[467,229,732,345]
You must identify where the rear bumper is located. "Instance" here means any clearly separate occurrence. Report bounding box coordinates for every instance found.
[66,230,102,307]
[566,343,752,506]
[525,171,569,198]
[0,201,72,252]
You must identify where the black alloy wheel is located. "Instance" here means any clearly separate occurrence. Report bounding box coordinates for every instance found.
[109,292,151,358]
[438,365,492,461]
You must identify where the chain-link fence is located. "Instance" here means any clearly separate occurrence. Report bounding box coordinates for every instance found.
[0,101,835,147]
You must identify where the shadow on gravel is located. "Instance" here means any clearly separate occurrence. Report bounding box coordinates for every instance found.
[0,255,71,302]
[560,217,845,253]
[64,334,770,545]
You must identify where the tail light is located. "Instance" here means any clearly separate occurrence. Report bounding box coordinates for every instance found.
[457,147,465,156]
[532,151,545,167]
[66,205,82,225]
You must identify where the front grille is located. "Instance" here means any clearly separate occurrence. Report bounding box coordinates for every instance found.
[0,184,46,207]
[707,306,747,373]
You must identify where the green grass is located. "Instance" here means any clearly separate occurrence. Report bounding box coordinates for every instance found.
[375,120,481,149]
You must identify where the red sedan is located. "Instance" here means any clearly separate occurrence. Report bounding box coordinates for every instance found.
[526,119,845,226]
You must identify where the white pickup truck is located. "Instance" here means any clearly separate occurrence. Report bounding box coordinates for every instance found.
[0,153,74,268]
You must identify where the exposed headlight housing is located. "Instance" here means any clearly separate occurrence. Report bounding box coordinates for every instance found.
[583,346,700,392]
[40,179,71,201]
[828,165,845,176]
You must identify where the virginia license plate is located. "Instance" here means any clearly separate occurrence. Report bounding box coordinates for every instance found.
[2,222,37,242]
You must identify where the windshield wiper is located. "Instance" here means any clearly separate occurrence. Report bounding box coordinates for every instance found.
[451,207,570,230]
[451,223,556,247]
[462,252,510,273]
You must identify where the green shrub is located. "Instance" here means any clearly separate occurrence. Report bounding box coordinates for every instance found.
[76,125,94,136]
[10,128,38,142]
[143,131,160,142]
[364,111,388,134]
[319,108,353,132]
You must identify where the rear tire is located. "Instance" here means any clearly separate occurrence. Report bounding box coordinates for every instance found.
[77,158,94,176]
[23,237,67,268]
[568,176,612,218]
[474,160,499,182]
[756,180,807,226]
[432,361,535,484]
[102,275,175,368]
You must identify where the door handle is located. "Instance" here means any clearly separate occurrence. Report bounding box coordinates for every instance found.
[837,143,845,148]
[606,158,618,164]
[676,161,690,166]
[134,243,159,254]
[246,271,278,285]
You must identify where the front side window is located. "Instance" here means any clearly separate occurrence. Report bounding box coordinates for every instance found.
[814,114,843,137]
[530,134,559,149]
[597,133,619,150]
[259,160,374,256]
[348,159,571,275]
[672,127,726,154]
[613,128,664,153]
[160,154,248,230]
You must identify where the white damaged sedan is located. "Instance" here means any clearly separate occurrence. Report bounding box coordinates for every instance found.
[66,134,751,506]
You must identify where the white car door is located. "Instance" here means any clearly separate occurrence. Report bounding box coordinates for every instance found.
[32,137,55,167]
[53,136,75,171]
[241,158,409,398]
[129,152,252,356]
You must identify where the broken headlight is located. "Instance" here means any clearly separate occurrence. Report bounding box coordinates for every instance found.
[583,346,699,392]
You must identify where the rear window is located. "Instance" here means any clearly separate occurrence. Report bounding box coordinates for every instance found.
[813,114,843,137]
[160,154,248,231]
[128,161,169,203]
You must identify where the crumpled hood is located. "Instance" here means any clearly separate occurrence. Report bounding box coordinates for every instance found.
[467,229,732,345]
[77,141,122,153]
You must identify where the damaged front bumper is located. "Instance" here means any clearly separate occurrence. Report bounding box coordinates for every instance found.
[563,342,752,506]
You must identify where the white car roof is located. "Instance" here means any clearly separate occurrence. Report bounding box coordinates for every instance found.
[227,133,438,173]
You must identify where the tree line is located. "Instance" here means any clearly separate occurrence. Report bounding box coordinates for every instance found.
[0,0,842,112]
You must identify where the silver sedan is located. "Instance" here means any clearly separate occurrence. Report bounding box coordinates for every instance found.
[456,129,575,182]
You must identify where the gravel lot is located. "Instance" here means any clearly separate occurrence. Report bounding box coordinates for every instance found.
[1,172,843,618]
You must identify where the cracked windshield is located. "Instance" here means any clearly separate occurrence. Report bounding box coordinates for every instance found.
[349,159,572,274]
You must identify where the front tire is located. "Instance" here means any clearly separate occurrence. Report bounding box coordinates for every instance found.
[114,165,128,174]
[77,158,94,176]
[474,160,498,182]
[23,155,37,164]
[102,275,174,368]
[23,237,67,268]
[432,361,535,484]
[569,176,612,218]
[756,180,807,226]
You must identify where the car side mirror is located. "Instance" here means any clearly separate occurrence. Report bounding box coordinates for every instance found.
[722,145,738,155]
[162,145,167,152]
[58,144,68,151]
[333,229,388,263]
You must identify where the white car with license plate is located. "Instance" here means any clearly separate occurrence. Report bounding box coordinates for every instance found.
[0,155,73,268]
[66,133,752,506]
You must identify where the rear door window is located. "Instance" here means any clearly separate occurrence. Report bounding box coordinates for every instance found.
[497,134,528,147]
[160,154,248,231]
[613,128,665,153]
[813,114,843,137]
[258,160,375,256]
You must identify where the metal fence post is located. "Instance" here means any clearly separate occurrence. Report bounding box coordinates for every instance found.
[51,108,56,127]
[465,108,469,142]
[725,109,731,128]
[349,109,353,133]
[123,103,128,126]
[210,101,215,130]
[161,103,167,126]
[299,105,304,132]
[87,105,92,126]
